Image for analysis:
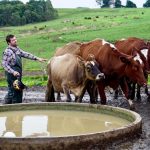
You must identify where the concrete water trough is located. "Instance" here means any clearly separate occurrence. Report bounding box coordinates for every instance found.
[0,102,142,150]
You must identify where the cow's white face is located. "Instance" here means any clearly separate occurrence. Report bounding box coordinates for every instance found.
[125,59,146,86]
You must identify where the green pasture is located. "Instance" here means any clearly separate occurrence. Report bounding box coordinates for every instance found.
[0,8,150,86]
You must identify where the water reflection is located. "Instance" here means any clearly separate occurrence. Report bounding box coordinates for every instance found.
[22,116,49,137]
[0,113,49,137]
[0,117,6,136]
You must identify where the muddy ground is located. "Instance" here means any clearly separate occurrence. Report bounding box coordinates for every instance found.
[0,86,150,150]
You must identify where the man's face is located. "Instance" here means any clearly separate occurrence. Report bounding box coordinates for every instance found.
[9,36,17,47]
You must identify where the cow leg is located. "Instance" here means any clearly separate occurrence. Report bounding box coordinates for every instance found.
[94,89,98,103]
[45,79,55,102]
[86,81,98,104]
[144,79,150,100]
[136,84,141,101]
[97,83,106,105]
[75,81,98,103]
[145,85,150,101]
[144,72,150,100]
[75,86,87,103]
[56,92,61,101]
[120,79,135,110]
[114,88,119,99]
[130,83,136,100]
[114,87,122,99]
[62,84,72,102]
[144,72,149,96]
[145,86,149,95]
[74,96,80,102]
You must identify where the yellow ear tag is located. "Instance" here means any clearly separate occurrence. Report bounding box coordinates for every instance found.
[13,80,20,90]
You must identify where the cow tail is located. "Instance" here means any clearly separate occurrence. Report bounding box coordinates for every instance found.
[45,59,55,102]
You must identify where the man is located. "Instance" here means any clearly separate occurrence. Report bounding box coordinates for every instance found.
[1,34,47,104]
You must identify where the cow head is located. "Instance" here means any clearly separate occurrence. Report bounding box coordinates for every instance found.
[84,60,104,81]
[78,56,104,81]
[112,48,146,86]
[121,56,147,86]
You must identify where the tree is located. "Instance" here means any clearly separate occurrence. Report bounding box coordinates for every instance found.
[45,0,58,20]
[102,0,111,7]
[115,0,122,8]
[126,0,137,8]
[143,0,150,7]
[10,12,21,26]
[96,0,111,8]
[0,0,58,26]
[96,0,102,7]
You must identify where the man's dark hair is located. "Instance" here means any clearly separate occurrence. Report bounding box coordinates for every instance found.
[6,34,15,45]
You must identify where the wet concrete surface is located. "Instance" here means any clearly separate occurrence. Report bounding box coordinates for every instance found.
[0,86,150,150]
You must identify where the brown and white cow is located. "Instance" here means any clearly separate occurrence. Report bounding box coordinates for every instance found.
[79,39,147,108]
[115,37,150,100]
[45,53,104,102]
[55,39,147,109]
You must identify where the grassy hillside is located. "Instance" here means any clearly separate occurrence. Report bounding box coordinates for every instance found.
[0,8,150,86]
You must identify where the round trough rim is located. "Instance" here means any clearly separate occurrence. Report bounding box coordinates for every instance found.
[0,102,142,149]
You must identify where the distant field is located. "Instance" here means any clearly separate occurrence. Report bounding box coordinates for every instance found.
[0,8,150,86]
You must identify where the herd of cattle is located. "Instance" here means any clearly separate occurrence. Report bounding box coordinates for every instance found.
[45,37,150,110]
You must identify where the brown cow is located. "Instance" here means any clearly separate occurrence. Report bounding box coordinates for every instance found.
[55,39,147,109]
[115,37,150,70]
[45,53,104,102]
[79,39,147,108]
[115,37,150,100]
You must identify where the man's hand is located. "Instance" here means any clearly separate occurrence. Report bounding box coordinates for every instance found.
[13,71,20,77]
[37,57,48,63]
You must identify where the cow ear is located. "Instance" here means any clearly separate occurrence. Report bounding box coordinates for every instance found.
[77,57,85,67]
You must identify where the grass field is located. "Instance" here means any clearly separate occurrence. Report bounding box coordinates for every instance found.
[0,8,150,86]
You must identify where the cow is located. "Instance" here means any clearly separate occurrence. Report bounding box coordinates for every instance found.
[54,41,83,101]
[45,53,104,102]
[114,37,150,101]
[55,39,147,109]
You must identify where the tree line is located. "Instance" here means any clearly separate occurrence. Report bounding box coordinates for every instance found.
[96,0,150,8]
[0,0,58,26]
